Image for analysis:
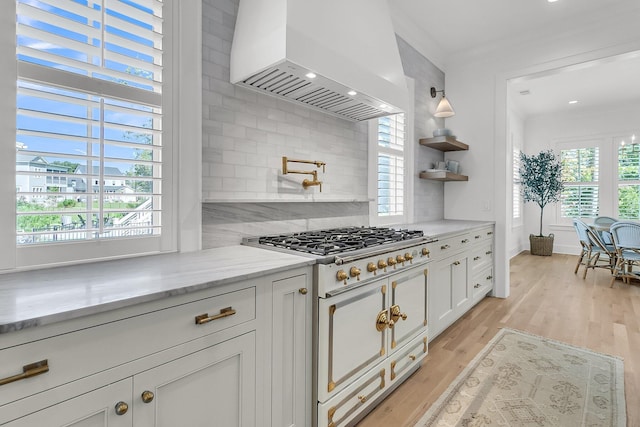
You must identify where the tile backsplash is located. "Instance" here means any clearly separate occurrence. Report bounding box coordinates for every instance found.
[201,0,445,248]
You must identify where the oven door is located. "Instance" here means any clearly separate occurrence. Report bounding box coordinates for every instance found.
[317,281,387,402]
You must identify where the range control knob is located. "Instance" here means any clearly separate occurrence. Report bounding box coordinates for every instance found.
[421,248,430,257]
[396,255,406,265]
[404,252,414,263]
[387,257,397,269]
[336,270,348,284]
[367,262,378,275]
[377,259,388,271]
[350,266,361,280]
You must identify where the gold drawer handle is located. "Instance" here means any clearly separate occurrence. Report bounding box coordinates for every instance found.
[453,260,461,266]
[473,256,481,261]
[441,244,450,250]
[299,288,308,295]
[409,354,416,361]
[195,307,236,325]
[461,238,469,243]
[357,395,367,403]
[0,359,49,387]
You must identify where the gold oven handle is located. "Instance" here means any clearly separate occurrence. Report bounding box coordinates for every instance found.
[195,307,236,325]
[376,309,395,331]
[390,304,408,324]
[0,360,49,387]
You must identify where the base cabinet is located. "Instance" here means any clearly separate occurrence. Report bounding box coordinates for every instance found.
[4,379,132,427]
[133,332,255,427]
[429,255,468,339]
[271,275,311,427]
[428,226,494,341]
[1,267,312,427]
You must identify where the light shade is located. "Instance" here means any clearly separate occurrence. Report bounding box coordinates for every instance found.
[434,96,455,118]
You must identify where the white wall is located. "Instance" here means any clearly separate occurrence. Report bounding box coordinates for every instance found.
[431,9,640,298]
[522,101,640,255]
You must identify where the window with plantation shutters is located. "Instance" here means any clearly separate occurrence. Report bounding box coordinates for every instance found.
[376,114,405,217]
[560,147,599,219]
[512,147,521,221]
[616,135,640,219]
[15,0,163,245]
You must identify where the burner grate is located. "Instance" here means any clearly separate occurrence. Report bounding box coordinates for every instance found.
[257,226,424,256]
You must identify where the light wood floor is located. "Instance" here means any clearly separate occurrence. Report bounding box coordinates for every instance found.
[357,252,640,426]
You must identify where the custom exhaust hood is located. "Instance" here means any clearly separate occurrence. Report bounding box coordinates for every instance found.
[230,0,408,121]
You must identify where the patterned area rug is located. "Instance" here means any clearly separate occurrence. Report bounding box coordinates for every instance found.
[415,328,625,426]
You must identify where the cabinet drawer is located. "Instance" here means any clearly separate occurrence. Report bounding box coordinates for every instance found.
[472,267,493,299]
[318,363,387,427]
[0,285,255,407]
[390,333,427,383]
[470,226,494,244]
[469,243,493,272]
[434,233,471,257]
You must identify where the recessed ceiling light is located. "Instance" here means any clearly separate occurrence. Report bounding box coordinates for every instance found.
[568,100,578,104]
[305,72,317,79]
[548,0,559,3]
[347,90,357,96]
[380,104,388,109]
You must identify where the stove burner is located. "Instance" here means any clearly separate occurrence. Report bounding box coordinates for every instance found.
[257,226,424,256]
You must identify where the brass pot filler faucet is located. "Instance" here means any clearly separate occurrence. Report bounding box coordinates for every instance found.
[282,156,326,192]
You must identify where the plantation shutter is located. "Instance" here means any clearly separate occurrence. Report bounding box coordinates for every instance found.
[377,114,404,217]
[560,147,599,218]
[15,0,163,245]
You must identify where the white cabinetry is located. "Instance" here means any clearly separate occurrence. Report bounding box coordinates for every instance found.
[428,226,494,341]
[1,267,311,427]
[270,274,311,427]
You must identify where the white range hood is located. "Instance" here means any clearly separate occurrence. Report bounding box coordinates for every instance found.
[230,0,408,121]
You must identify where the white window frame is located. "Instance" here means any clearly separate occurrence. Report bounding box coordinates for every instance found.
[554,136,619,226]
[368,77,414,226]
[0,0,201,271]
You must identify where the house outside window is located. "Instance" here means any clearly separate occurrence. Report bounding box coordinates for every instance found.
[560,146,599,220]
[0,0,205,270]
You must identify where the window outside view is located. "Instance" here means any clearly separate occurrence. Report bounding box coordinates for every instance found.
[15,0,162,245]
[560,135,640,221]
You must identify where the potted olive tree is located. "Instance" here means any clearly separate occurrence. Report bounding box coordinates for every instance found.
[519,149,564,256]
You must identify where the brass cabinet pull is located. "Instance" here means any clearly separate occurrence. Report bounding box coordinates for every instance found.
[298,288,308,295]
[0,360,49,387]
[195,307,236,325]
[461,238,469,243]
[453,260,461,266]
[473,256,481,261]
[409,354,416,361]
[141,390,155,403]
[486,250,493,255]
[357,395,367,403]
[486,275,493,280]
[115,401,129,416]
[441,244,450,250]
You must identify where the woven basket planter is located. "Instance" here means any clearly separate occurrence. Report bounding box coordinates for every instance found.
[529,234,554,256]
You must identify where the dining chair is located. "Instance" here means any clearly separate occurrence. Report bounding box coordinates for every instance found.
[609,221,640,287]
[572,219,616,279]
[594,216,618,245]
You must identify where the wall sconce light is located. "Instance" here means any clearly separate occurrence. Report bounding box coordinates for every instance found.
[430,87,455,118]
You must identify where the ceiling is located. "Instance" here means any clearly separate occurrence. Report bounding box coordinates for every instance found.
[394,0,640,117]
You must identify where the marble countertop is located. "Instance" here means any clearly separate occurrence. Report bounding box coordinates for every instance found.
[0,219,494,335]
[0,246,315,334]
[401,219,495,239]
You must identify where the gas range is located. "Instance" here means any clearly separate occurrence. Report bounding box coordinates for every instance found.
[243,226,437,296]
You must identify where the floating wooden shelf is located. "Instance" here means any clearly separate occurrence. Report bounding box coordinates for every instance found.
[419,136,469,152]
[419,171,469,182]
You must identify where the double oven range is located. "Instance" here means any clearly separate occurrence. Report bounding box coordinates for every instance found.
[244,226,436,426]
